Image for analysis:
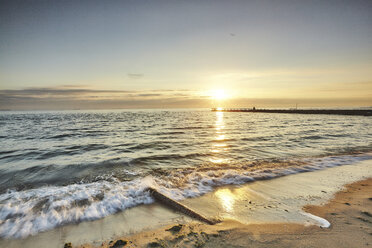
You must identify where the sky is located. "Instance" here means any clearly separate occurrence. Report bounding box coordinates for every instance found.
[0,0,371,110]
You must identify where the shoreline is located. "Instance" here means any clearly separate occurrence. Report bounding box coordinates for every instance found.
[78,178,372,248]
[1,158,371,248]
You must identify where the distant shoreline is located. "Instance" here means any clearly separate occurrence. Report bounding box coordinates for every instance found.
[212,108,372,116]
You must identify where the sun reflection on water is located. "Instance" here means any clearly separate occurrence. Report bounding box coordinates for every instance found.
[213,143,227,147]
[215,188,235,212]
[214,187,248,214]
[215,134,225,140]
[209,158,225,164]
[209,111,228,163]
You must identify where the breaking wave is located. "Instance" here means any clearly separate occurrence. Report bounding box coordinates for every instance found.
[0,153,370,239]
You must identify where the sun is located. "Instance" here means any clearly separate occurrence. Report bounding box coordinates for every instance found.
[211,89,228,100]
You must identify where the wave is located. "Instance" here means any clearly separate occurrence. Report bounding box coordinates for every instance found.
[44,133,77,140]
[0,153,371,239]
[129,152,211,165]
[0,150,18,156]
[0,159,134,193]
[0,144,111,162]
[171,126,206,130]
[0,178,155,238]
[152,131,186,136]
[128,142,173,151]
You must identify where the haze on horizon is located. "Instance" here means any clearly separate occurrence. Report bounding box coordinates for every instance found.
[1,0,371,110]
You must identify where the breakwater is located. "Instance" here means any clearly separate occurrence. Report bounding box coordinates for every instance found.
[211,108,372,116]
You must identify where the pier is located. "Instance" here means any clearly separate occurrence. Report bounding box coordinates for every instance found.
[211,108,372,116]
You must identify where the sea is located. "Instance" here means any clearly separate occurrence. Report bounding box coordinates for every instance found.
[0,109,371,238]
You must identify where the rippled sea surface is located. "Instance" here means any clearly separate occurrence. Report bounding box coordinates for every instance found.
[0,109,371,238]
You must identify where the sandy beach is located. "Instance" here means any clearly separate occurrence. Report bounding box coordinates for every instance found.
[2,0,372,247]
[77,177,372,248]
[1,159,371,248]
[67,159,372,248]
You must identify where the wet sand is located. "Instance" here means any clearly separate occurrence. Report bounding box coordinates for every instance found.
[79,178,372,248]
[1,159,371,248]
[74,160,372,248]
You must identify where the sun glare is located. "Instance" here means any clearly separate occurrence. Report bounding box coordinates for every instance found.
[211,89,228,100]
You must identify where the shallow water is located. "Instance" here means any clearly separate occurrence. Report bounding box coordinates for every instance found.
[0,109,371,238]
[1,159,371,248]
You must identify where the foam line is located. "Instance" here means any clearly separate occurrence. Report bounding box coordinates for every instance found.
[0,154,369,239]
[302,212,331,228]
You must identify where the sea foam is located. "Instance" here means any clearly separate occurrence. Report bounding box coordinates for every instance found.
[0,154,370,239]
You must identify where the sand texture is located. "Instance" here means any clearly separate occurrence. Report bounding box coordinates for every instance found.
[77,178,372,248]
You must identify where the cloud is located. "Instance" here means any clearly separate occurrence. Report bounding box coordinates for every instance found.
[127,73,144,79]
[0,86,191,98]
[0,86,201,110]
[135,93,163,97]
[0,87,130,96]
[0,85,371,110]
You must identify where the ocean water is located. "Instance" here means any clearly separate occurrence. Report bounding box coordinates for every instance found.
[0,109,371,238]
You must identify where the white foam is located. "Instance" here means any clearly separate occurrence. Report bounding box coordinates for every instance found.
[302,212,331,228]
[0,154,370,239]
[0,179,154,238]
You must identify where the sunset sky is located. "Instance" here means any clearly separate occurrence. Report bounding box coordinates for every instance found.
[1,0,371,110]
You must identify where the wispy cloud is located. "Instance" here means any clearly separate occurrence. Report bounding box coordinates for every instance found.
[0,86,202,110]
[0,86,193,99]
[127,73,144,79]
[0,88,128,96]
[1,85,371,110]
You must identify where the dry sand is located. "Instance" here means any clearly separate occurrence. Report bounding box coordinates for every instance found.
[77,178,372,248]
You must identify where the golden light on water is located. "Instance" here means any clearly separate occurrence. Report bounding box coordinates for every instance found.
[213,143,227,147]
[216,111,224,123]
[215,188,235,212]
[214,187,249,214]
[214,112,225,143]
[210,111,244,212]
[209,110,228,164]
[209,158,225,164]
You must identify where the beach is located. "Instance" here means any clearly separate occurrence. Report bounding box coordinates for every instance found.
[78,161,372,248]
[2,158,371,248]
[0,110,371,247]
[2,0,372,246]
[85,177,372,248]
